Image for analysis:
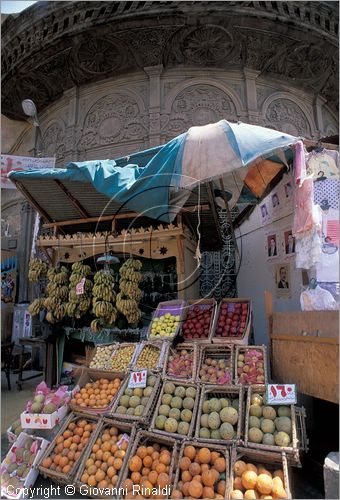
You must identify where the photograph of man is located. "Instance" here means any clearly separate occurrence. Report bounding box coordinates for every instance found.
[284,182,293,198]
[271,192,280,208]
[260,203,268,218]
[268,236,277,257]
[285,232,295,254]
[278,266,289,288]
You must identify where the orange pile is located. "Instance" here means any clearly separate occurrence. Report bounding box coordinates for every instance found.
[121,442,173,499]
[230,460,287,499]
[40,418,97,475]
[171,445,226,499]
[80,425,129,490]
[70,378,122,409]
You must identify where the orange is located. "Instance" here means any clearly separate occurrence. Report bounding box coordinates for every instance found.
[188,480,203,499]
[122,478,134,491]
[171,490,183,499]
[202,470,216,487]
[95,469,106,482]
[213,457,226,473]
[184,445,196,461]
[157,473,170,488]
[62,464,71,474]
[131,472,142,483]
[181,471,192,483]
[189,462,201,476]
[107,466,116,478]
[59,457,69,468]
[197,448,211,464]
[56,436,64,444]
[42,457,52,468]
[129,456,143,472]
[81,472,89,484]
[102,451,111,462]
[179,457,191,471]
[142,467,151,477]
[159,453,171,466]
[202,486,215,499]
[87,465,97,476]
[217,480,226,496]
[146,446,154,456]
[114,458,123,470]
[87,475,97,487]
[148,470,158,485]
[143,456,153,468]
[155,463,167,474]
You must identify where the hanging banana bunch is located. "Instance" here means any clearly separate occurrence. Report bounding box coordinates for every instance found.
[91,269,117,332]
[28,298,45,316]
[116,257,142,325]
[44,266,69,323]
[66,261,93,319]
[28,259,48,282]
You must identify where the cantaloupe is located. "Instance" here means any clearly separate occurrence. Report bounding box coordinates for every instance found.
[275,417,292,434]
[220,422,235,440]
[234,460,247,477]
[220,406,238,425]
[262,406,276,420]
[261,419,275,434]
[256,474,273,494]
[248,427,263,443]
[274,431,291,447]
[231,490,244,499]
[242,470,258,489]
[249,416,261,429]
[250,405,262,418]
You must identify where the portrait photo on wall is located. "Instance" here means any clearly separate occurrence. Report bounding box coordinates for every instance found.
[284,230,295,255]
[275,263,291,298]
[260,202,271,226]
[267,233,278,259]
[284,181,293,199]
[271,191,280,209]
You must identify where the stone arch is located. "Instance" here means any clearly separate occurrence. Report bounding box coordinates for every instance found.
[261,92,315,138]
[78,91,148,151]
[162,79,244,138]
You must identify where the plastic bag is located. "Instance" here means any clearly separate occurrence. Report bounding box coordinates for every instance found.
[300,285,337,311]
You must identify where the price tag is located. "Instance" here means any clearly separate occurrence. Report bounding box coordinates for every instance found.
[128,370,147,388]
[76,278,85,295]
[117,433,130,449]
[266,384,296,405]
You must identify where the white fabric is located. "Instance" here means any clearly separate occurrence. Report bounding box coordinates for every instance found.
[180,121,242,189]
[300,285,337,311]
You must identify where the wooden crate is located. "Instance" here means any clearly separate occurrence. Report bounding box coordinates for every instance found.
[86,343,116,371]
[149,379,200,440]
[117,430,179,494]
[130,341,169,372]
[105,343,139,371]
[163,342,199,383]
[147,300,186,342]
[194,384,244,445]
[110,371,161,426]
[37,412,100,485]
[229,446,292,499]
[211,298,251,345]
[74,418,136,498]
[70,368,127,416]
[179,298,217,344]
[244,385,303,465]
[234,345,268,386]
[172,440,230,499]
[196,344,234,385]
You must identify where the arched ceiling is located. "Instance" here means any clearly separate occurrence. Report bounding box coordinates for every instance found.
[1,1,338,120]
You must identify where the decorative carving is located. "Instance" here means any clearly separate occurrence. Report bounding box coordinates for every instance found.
[165,85,237,136]
[75,38,123,74]
[240,29,293,71]
[42,122,66,160]
[181,26,233,64]
[78,94,148,149]
[265,99,310,136]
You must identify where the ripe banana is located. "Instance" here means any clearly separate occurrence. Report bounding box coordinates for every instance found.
[117,258,142,325]
[28,259,48,282]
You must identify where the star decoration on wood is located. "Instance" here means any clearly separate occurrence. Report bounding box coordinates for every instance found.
[160,246,168,255]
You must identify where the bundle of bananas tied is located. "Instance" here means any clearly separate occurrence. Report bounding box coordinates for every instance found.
[117,258,142,325]
[28,259,48,282]
[91,270,117,331]
[66,261,93,319]
[44,266,69,323]
[28,298,45,316]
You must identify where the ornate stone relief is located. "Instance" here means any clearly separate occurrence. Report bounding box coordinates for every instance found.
[164,85,237,137]
[78,94,148,150]
[265,98,311,137]
[41,122,66,161]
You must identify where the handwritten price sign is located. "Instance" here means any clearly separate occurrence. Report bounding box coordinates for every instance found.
[266,384,296,405]
[128,370,147,389]
[76,278,85,295]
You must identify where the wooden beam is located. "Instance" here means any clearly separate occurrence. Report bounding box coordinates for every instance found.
[207,182,223,246]
[271,334,338,345]
[303,139,339,151]
[54,180,90,218]
[41,205,211,229]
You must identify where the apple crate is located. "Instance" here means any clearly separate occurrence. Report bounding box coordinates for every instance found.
[172,440,230,499]
[196,344,234,386]
[180,298,217,344]
[229,446,292,499]
[86,343,116,370]
[70,369,127,416]
[163,342,199,383]
[110,371,161,425]
[194,384,244,446]
[74,417,136,497]
[130,341,170,372]
[147,300,186,342]
[234,345,268,386]
[149,379,200,440]
[244,385,308,465]
[211,298,251,345]
[117,430,179,493]
[37,412,100,485]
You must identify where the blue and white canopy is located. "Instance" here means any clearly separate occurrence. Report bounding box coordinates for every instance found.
[9,120,299,223]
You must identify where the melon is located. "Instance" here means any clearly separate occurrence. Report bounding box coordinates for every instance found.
[249,405,262,418]
[220,406,238,425]
[133,388,143,397]
[262,406,276,420]
[274,431,291,447]
[261,418,275,434]
[127,407,135,415]
[162,393,173,406]
[211,429,221,439]
[249,416,261,429]
[262,433,275,445]
[183,397,195,410]
[278,406,291,417]
[134,405,145,416]
[164,382,176,394]
[220,398,230,408]
[129,396,141,408]
[203,400,211,413]
[248,427,263,443]
[186,387,197,398]
[220,422,235,440]
[208,412,221,430]
[181,409,193,422]
[175,386,186,398]
[159,404,170,416]
[199,427,211,438]
[169,408,181,420]
[117,405,127,414]
[147,375,157,386]
[201,414,209,427]
[275,417,292,434]
[164,417,178,433]
[177,421,190,435]
[209,398,222,412]
[170,397,183,409]
[251,393,263,406]
[231,398,239,410]
[155,415,167,430]
[256,474,273,495]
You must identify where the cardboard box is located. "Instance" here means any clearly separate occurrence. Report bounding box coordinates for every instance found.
[20,403,69,430]
[6,427,17,444]
[0,432,49,499]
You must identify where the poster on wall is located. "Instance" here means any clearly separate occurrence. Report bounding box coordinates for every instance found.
[275,262,291,298]
[1,255,17,303]
[266,232,279,261]
[259,202,272,226]
[1,154,55,189]
[283,228,295,257]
